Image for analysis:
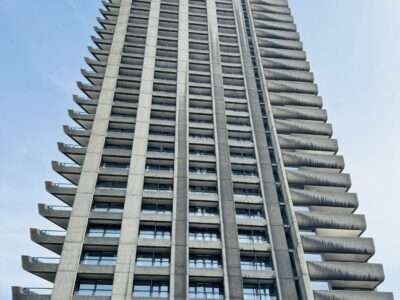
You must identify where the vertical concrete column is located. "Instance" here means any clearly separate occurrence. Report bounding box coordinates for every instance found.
[206,0,243,298]
[233,0,312,298]
[51,1,131,299]
[170,0,189,298]
[111,0,160,299]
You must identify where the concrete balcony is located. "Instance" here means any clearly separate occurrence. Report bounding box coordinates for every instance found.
[278,134,337,153]
[290,188,358,213]
[296,211,366,237]
[63,125,90,146]
[263,57,309,72]
[236,217,267,227]
[39,204,71,229]
[52,161,81,185]
[254,21,297,38]
[189,172,218,182]
[314,290,393,300]
[254,19,296,32]
[233,194,263,204]
[239,242,271,252]
[283,152,344,171]
[189,121,214,130]
[252,10,293,23]
[73,95,97,114]
[286,169,351,191]
[308,261,385,290]
[142,189,173,200]
[147,151,174,160]
[228,139,254,148]
[188,240,222,250]
[189,153,216,163]
[189,191,219,202]
[275,119,332,137]
[45,181,77,205]
[39,204,123,229]
[231,174,260,184]
[189,215,220,225]
[148,133,175,143]
[259,47,306,61]
[269,92,322,107]
[241,269,274,280]
[140,212,172,223]
[189,267,224,278]
[31,229,65,254]
[250,3,291,15]
[58,142,86,165]
[22,256,58,282]
[134,266,170,276]
[272,106,327,122]
[145,169,174,179]
[302,235,375,262]
[230,156,257,165]
[21,255,116,284]
[12,287,51,300]
[189,136,215,146]
[266,68,313,82]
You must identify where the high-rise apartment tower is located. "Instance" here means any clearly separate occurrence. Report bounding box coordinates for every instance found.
[13,0,393,299]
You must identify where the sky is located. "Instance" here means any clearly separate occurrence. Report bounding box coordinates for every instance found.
[0,0,398,298]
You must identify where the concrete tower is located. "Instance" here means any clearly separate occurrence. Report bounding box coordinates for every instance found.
[13,0,393,299]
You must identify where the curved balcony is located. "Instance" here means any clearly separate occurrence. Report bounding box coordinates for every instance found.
[30,229,65,254]
[308,261,385,290]
[12,287,51,300]
[314,290,393,300]
[275,119,332,137]
[286,169,351,191]
[269,92,322,107]
[45,181,76,205]
[302,235,375,262]
[272,106,326,121]
[290,188,358,213]
[296,211,366,237]
[278,134,337,153]
[22,256,59,282]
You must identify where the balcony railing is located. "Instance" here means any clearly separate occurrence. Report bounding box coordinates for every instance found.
[21,288,52,295]
[32,257,60,264]
[40,230,66,236]
[51,182,75,188]
[48,205,72,211]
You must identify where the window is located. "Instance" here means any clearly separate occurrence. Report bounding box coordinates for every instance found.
[234,187,260,196]
[190,185,217,194]
[143,183,173,192]
[243,283,277,300]
[133,280,169,298]
[92,202,124,213]
[96,180,127,189]
[189,254,221,269]
[81,251,117,266]
[240,254,272,271]
[146,163,173,172]
[139,224,171,240]
[142,202,172,215]
[236,207,264,220]
[87,225,120,238]
[75,279,113,296]
[238,229,268,244]
[189,227,219,241]
[136,251,170,267]
[189,206,218,217]
[189,282,223,299]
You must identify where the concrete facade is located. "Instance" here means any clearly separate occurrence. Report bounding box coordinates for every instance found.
[13,0,393,299]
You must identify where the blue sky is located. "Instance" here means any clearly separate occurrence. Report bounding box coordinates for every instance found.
[0,0,398,298]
